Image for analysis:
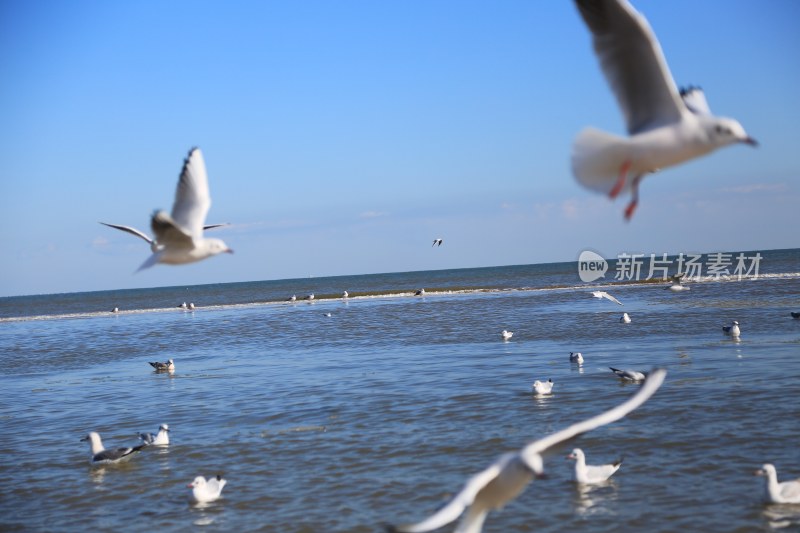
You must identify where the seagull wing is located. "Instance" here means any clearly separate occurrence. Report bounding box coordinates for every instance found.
[151,210,193,247]
[391,458,506,533]
[99,222,154,245]
[575,0,685,134]
[521,368,665,457]
[170,147,211,239]
[679,86,712,115]
[94,444,144,462]
[203,223,229,231]
[602,292,623,305]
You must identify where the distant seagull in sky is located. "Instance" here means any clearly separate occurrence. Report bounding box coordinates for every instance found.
[570,352,584,364]
[666,273,690,291]
[188,475,227,504]
[532,378,553,395]
[139,424,170,446]
[592,291,622,305]
[567,448,623,484]
[572,0,756,220]
[100,148,233,271]
[754,464,800,504]
[387,369,666,533]
[82,432,145,465]
[609,367,647,382]
[432,239,443,247]
[620,312,631,324]
[501,329,513,341]
[722,320,741,337]
[149,359,174,372]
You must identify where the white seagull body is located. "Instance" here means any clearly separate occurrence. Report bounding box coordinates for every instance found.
[723,320,741,337]
[570,352,584,364]
[139,424,170,446]
[532,379,554,395]
[572,0,756,220]
[610,367,647,382]
[667,274,690,291]
[567,448,622,484]
[188,475,227,503]
[149,359,174,372]
[82,432,145,465]
[620,312,631,324]
[101,148,232,271]
[755,464,800,504]
[388,369,666,533]
[501,330,513,341]
[592,291,622,305]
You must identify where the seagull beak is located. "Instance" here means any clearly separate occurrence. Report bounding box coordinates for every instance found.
[742,137,758,147]
[226,249,234,254]
[535,472,549,480]
[187,483,194,488]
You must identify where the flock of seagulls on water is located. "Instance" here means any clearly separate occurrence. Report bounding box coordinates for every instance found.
[86,0,795,527]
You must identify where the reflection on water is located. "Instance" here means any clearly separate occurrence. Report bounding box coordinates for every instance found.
[763,504,800,529]
[572,481,618,518]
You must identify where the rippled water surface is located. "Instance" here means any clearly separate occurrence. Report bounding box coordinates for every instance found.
[1,251,799,532]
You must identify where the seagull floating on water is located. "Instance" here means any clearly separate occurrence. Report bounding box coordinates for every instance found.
[149,359,175,372]
[620,312,631,324]
[572,0,757,220]
[610,367,647,382]
[432,239,443,247]
[343,291,349,298]
[111,307,119,313]
[722,320,741,337]
[387,369,666,533]
[415,289,426,296]
[791,312,800,320]
[288,295,297,302]
[188,475,227,503]
[82,432,145,465]
[501,330,513,341]
[139,424,170,446]
[754,464,800,504]
[567,448,623,484]
[666,273,690,291]
[570,352,585,364]
[306,293,315,301]
[532,379,554,395]
[101,148,233,271]
[591,291,622,305]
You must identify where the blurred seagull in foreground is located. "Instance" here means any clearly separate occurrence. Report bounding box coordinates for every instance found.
[609,367,647,382]
[754,464,800,504]
[82,432,145,465]
[139,424,170,446]
[101,148,232,271]
[591,291,622,305]
[501,330,513,341]
[572,0,756,220]
[149,359,174,372]
[567,448,623,484]
[532,379,554,395]
[387,369,666,533]
[722,320,741,337]
[188,475,227,503]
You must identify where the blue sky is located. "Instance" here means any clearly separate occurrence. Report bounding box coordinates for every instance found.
[1,0,798,297]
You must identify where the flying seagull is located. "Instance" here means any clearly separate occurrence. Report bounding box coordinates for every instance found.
[591,291,622,305]
[432,239,443,247]
[387,369,666,533]
[101,148,233,271]
[572,0,756,220]
[82,432,145,465]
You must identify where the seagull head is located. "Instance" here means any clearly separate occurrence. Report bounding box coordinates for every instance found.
[188,476,206,488]
[159,424,170,432]
[206,238,233,256]
[566,448,584,461]
[705,116,757,147]
[754,464,775,477]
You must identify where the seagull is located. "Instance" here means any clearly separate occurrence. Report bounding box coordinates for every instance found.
[188,475,227,504]
[791,312,800,319]
[178,302,187,309]
[82,432,145,465]
[591,291,622,305]
[306,293,315,301]
[567,448,623,484]
[111,307,119,313]
[666,273,690,291]
[101,148,233,271]
[532,379,554,395]
[324,312,332,318]
[289,295,297,302]
[570,352,584,364]
[722,320,741,337]
[99,221,228,253]
[754,464,800,504]
[138,424,170,446]
[572,0,757,220]
[343,291,349,298]
[149,359,174,372]
[501,330,513,341]
[387,369,666,533]
[415,289,426,296]
[432,239,443,247]
[609,367,647,382]
[620,312,631,324]
[188,302,195,310]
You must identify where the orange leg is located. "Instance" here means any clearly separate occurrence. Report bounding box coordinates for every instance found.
[609,160,631,199]
[623,174,643,221]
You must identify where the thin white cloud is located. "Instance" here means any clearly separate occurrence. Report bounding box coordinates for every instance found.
[719,183,788,194]
[359,210,388,219]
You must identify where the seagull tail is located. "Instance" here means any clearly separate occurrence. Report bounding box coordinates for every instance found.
[571,127,633,195]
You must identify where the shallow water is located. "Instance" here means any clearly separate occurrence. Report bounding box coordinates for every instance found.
[1,250,799,532]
